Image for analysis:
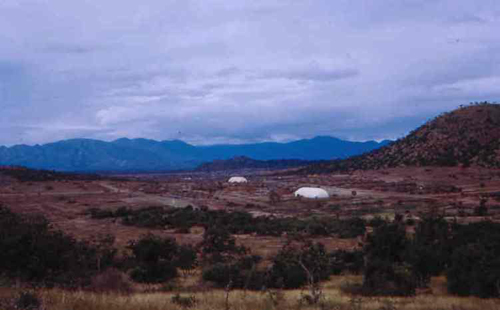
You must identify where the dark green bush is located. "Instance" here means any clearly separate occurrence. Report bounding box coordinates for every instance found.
[329,250,364,275]
[267,240,330,289]
[127,234,180,283]
[362,223,417,296]
[202,256,265,290]
[0,206,110,287]
[130,263,177,284]
[446,222,500,298]
[15,292,41,310]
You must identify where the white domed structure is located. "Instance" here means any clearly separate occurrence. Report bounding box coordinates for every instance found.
[228,176,248,183]
[294,187,329,199]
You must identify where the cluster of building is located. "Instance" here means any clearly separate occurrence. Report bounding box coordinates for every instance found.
[227,176,330,199]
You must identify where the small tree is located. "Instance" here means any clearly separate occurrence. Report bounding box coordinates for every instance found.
[362,222,417,296]
[268,239,330,290]
[127,234,179,283]
[176,244,198,276]
[447,243,500,298]
[198,227,246,265]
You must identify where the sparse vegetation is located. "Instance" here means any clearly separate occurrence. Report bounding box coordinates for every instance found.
[300,102,500,173]
[86,205,367,238]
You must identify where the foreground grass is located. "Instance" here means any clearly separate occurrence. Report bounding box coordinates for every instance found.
[2,277,499,310]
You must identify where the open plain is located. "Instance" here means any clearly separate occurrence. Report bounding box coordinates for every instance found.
[2,166,499,261]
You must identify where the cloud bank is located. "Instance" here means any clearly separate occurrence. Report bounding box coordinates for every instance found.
[1,0,499,146]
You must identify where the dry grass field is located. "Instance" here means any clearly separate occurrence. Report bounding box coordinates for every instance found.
[1,276,499,310]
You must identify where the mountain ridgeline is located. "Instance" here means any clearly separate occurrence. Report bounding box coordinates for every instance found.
[300,102,500,174]
[0,136,389,172]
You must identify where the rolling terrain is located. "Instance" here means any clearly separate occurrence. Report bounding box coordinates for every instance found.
[300,102,500,174]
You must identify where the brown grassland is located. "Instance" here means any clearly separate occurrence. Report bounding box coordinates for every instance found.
[1,165,500,309]
[1,276,499,310]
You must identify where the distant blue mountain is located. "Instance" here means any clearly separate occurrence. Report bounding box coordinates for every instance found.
[0,136,390,172]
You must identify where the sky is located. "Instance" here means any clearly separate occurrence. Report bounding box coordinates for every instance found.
[1,0,499,146]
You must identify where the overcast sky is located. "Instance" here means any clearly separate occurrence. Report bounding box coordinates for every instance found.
[1,0,499,146]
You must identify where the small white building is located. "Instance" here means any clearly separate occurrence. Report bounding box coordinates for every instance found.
[294,187,329,199]
[228,176,248,183]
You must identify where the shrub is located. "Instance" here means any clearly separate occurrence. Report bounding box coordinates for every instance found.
[0,206,107,287]
[130,263,177,284]
[329,250,364,275]
[368,216,387,228]
[409,215,452,287]
[127,234,180,283]
[171,294,197,308]
[176,244,198,275]
[447,242,500,298]
[89,268,133,294]
[199,227,246,265]
[202,255,265,290]
[362,223,417,296]
[268,240,330,289]
[15,292,41,310]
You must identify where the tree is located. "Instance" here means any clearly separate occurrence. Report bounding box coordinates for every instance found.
[408,215,451,287]
[176,244,198,276]
[198,227,246,265]
[447,243,500,298]
[268,239,330,289]
[362,222,417,296]
[446,221,500,297]
[127,234,179,283]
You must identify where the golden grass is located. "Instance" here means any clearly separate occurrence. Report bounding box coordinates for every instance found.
[2,276,499,310]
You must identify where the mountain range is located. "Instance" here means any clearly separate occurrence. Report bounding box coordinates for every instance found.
[300,102,500,174]
[0,136,390,172]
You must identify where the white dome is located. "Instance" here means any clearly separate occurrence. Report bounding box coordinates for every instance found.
[228,176,248,183]
[294,187,329,199]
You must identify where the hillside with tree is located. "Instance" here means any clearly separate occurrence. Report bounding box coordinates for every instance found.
[300,102,500,173]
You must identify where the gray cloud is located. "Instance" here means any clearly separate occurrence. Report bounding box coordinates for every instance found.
[0,0,500,146]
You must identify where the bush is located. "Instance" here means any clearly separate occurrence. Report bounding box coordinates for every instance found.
[0,206,108,287]
[202,255,265,290]
[362,223,417,296]
[199,227,246,265]
[368,216,387,228]
[130,263,178,284]
[409,215,452,287]
[447,242,500,298]
[127,234,180,283]
[176,244,198,275]
[89,268,133,294]
[329,250,364,275]
[268,240,330,289]
[363,260,416,296]
[15,292,41,310]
